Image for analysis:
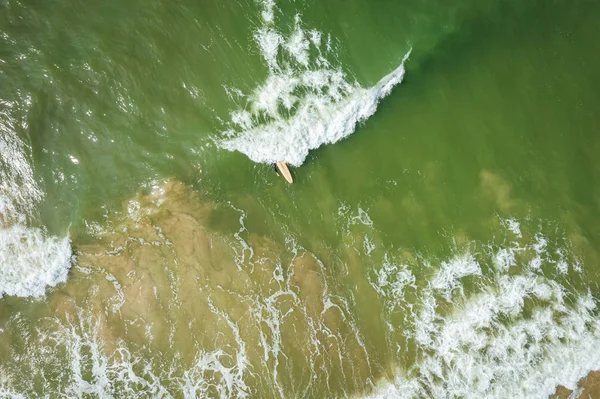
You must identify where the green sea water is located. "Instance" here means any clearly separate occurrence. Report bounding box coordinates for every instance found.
[1,0,600,397]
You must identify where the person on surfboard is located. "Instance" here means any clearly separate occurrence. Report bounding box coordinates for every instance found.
[272,162,293,184]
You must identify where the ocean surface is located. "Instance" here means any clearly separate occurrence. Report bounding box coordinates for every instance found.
[1,0,600,397]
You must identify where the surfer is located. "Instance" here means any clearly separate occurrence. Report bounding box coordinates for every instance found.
[272,161,293,184]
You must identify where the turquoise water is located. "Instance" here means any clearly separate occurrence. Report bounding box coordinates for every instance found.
[1,0,599,397]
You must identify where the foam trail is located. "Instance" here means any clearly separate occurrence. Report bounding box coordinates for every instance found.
[220,1,411,166]
[0,99,72,297]
[184,300,251,398]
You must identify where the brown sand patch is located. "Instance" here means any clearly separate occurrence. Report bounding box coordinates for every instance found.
[552,370,600,399]
[479,169,521,213]
[0,180,395,397]
[73,181,382,395]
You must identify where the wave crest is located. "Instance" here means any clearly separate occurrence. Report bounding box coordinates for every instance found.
[220,2,410,166]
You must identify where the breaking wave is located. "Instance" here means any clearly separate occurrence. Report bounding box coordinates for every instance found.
[359,216,600,399]
[220,0,410,166]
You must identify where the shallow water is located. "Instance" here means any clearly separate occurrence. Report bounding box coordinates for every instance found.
[1,0,599,397]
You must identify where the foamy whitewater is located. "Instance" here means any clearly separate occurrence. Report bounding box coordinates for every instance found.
[220,1,411,166]
[0,99,72,297]
[357,215,600,399]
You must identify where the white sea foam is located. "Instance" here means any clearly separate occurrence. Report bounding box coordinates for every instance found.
[228,201,254,268]
[369,254,416,311]
[184,300,251,398]
[0,310,251,398]
[220,1,411,166]
[40,313,173,398]
[364,218,600,399]
[260,0,276,24]
[0,99,72,298]
[0,225,71,297]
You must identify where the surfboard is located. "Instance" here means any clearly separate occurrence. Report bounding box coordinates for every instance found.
[275,161,293,184]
